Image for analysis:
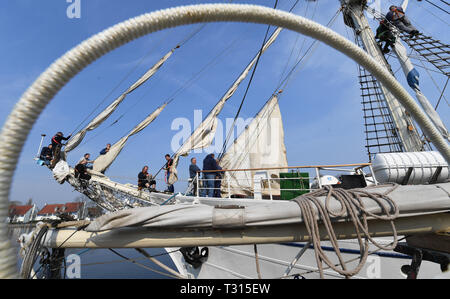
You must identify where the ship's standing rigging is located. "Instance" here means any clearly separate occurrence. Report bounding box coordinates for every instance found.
[1,1,449,280]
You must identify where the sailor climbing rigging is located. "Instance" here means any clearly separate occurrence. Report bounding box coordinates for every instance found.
[375,19,396,54]
[385,5,419,36]
[50,132,71,168]
[51,132,71,152]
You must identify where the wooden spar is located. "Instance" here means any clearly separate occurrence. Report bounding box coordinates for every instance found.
[41,212,450,249]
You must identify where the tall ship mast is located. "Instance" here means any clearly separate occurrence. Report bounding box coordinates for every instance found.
[340,0,427,160]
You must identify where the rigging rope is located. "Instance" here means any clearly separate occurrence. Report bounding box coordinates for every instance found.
[435,77,450,110]
[275,7,341,93]
[218,0,308,160]
[216,8,341,185]
[281,236,407,279]
[423,0,450,15]
[276,0,305,86]
[293,184,399,278]
[217,12,274,161]
[108,248,183,279]
[69,33,170,136]
[76,34,239,153]
[69,23,206,139]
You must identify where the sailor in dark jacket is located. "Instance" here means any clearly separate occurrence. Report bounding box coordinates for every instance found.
[39,144,53,166]
[375,19,396,53]
[385,5,419,36]
[189,157,201,196]
[51,132,71,155]
[202,154,220,197]
[138,165,156,192]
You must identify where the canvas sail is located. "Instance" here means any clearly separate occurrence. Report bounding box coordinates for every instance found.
[168,27,283,184]
[64,48,175,153]
[392,39,450,141]
[219,95,288,197]
[93,103,167,173]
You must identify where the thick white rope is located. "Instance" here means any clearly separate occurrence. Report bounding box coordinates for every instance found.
[1,3,449,278]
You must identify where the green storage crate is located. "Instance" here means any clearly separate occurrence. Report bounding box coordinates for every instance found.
[280,172,310,200]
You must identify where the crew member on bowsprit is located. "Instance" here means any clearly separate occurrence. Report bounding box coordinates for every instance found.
[51,132,71,155]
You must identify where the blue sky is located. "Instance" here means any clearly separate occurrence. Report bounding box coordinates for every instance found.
[1,0,448,207]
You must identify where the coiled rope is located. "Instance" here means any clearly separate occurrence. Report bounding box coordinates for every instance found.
[293,184,399,278]
[1,3,449,278]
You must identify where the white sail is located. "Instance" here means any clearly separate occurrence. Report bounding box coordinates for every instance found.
[93,103,167,173]
[168,27,283,184]
[392,39,450,141]
[219,95,288,197]
[64,48,175,153]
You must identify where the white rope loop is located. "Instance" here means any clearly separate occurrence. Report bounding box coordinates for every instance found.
[1,3,449,278]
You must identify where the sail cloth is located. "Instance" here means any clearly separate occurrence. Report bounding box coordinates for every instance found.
[93,103,167,173]
[84,182,450,232]
[168,27,283,185]
[219,95,288,197]
[64,48,176,153]
[392,40,450,141]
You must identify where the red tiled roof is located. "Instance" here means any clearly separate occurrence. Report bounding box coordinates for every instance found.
[64,202,83,213]
[37,204,65,215]
[9,205,33,216]
[37,202,83,215]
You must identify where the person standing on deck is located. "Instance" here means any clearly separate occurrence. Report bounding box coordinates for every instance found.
[202,153,220,197]
[189,157,201,196]
[164,154,175,193]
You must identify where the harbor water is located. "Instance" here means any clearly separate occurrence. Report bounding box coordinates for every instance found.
[8,224,176,279]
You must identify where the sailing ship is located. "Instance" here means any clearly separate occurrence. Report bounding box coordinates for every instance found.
[2,1,449,279]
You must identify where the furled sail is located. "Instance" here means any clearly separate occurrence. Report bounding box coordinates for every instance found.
[392,39,450,141]
[93,103,167,173]
[64,48,176,153]
[219,95,288,197]
[168,27,283,184]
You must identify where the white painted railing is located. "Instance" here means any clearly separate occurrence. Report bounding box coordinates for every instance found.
[184,163,377,199]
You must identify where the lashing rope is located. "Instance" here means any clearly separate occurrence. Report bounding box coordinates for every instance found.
[292,184,399,278]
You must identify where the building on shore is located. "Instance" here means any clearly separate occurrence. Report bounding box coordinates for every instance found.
[35,202,85,222]
[7,205,37,224]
